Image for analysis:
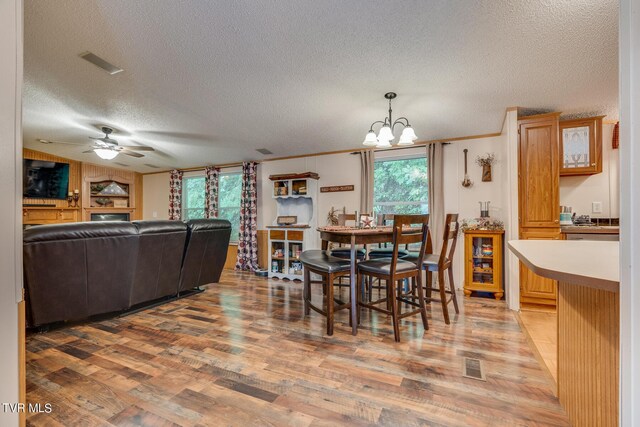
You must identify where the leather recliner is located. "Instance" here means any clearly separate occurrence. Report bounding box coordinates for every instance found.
[23,222,139,326]
[130,220,188,306]
[178,219,232,292]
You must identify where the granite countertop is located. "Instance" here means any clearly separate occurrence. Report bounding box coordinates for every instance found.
[561,225,620,234]
[508,240,619,292]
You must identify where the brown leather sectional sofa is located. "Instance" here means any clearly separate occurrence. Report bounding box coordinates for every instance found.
[23,219,231,327]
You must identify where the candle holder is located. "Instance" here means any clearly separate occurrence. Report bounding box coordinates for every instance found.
[67,195,74,207]
[73,193,80,208]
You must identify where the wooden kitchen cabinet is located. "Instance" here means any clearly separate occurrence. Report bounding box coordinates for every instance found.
[518,113,560,228]
[559,116,604,176]
[518,229,561,305]
[518,113,562,306]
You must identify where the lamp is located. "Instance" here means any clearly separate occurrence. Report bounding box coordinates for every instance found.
[363,92,418,147]
[94,148,119,160]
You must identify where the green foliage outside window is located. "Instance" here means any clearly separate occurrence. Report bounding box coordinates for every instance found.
[183,176,206,220]
[219,173,242,242]
[182,174,242,242]
[373,157,428,215]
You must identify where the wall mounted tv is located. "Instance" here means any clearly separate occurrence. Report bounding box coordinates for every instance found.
[23,160,70,200]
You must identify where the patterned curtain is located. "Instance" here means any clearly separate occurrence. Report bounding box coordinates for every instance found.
[235,161,259,271]
[205,166,220,218]
[168,169,183,220]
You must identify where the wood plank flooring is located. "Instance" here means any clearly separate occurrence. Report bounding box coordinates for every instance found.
[518,308,558,383]
[26,271,569,426]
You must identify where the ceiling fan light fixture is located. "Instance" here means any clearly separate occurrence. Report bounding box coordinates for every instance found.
[94,148,119,160]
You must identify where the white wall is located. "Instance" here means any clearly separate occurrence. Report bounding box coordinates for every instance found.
[442,134,509,291]
[142,172,170,220]
[619,0,640,423]
[0,0,22,425]
[559,123,620,218]
[258,153,362,229]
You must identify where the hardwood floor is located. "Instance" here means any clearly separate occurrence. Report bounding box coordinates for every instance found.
[26,271,569,426]
[518,308,558,384]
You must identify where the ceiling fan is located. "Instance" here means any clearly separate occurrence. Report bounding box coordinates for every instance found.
[38,126,155,160]
[85,127,155,160]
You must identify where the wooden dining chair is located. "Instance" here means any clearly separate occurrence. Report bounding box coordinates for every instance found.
[329,213,368,260]
[404,213,460,324]
[367,214,410,259]
[366,213,419,303]
[356,214,430,342]
[300,250,352,335]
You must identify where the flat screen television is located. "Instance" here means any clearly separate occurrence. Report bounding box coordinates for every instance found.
[23,159,70,200]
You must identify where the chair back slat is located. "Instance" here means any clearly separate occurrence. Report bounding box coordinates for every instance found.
[338,213,371,226]
[388,214,430,274]
[438,213,460,266]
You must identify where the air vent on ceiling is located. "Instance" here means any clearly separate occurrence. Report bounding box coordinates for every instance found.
[462,357,486,381]
[144,163,160,169]
[113,162,129,167]
[79,51,124,75]
[256,148,273,155]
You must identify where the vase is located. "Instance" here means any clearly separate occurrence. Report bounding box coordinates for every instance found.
[482,164,492,182]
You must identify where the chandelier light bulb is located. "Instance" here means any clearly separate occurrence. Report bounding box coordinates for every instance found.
[376,136,392,148]
[401,126,418,141]
[362,131,378,146]
[378,125,394,142]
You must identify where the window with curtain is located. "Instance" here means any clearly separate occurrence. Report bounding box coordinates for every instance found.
[219,172,242,242]
[373,156,428,215]
[182,172,242,242]
[182,176,206,220]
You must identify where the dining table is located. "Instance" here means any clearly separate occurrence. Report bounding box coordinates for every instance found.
[317,225,402,335]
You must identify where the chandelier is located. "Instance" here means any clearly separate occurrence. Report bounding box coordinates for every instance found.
[362,92,418,148]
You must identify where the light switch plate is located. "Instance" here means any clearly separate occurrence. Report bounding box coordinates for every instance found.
[152,211,158,218]
[592,202,603,214]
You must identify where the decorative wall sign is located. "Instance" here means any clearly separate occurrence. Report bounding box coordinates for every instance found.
[276,215,297,225]
[320,185,354,193]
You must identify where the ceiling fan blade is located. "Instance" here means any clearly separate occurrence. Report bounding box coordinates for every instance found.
[38,139,85,146]
[121,146,155,151]
[82,150,95,154]
[123,151,145,158]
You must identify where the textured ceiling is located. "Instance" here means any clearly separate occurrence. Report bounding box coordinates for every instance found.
[23,0,619,172]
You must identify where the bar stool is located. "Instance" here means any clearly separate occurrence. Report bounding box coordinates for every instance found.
[300,250,352,335]
[356,214,430,342]
[404,213,460,324]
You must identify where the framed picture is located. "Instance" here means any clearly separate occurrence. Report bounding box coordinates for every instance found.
[559,116,603,176]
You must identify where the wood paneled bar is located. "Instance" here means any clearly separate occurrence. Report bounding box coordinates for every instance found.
[509,240,620,427]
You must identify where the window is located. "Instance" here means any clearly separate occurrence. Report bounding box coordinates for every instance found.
[182,176,206,220]
[181,173,242,243]
[373,156,428,215]
[218,173,242,242]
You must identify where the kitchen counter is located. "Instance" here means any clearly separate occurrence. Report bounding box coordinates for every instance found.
[508,239,619,426]
[508,240,619,292]
[561,225,619,234]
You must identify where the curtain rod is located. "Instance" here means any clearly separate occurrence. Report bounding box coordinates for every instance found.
[349,141,451,155]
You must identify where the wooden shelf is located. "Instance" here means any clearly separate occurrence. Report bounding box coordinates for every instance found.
[473,268,494,274]
[23,206,79,210]
[473,255,494,260]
